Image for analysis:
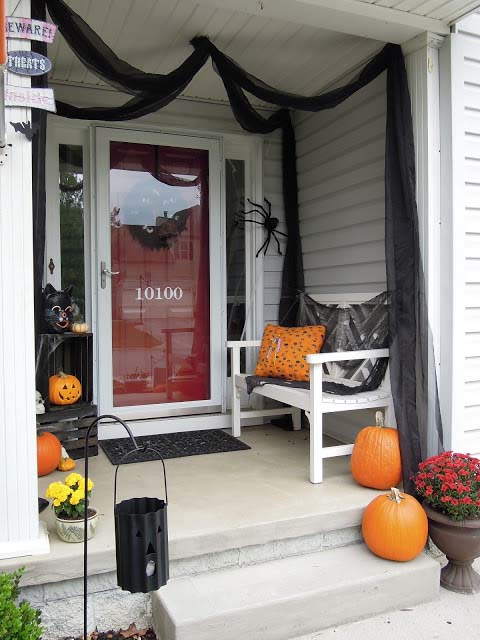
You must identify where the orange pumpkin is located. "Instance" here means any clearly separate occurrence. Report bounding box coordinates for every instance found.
[49,371,82,405]
[362,487,428,562]
[58,447,76,471]
[37,432,62,477]
[351,411,402,489]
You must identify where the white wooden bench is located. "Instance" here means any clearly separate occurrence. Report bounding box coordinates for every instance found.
[227,294,395,484]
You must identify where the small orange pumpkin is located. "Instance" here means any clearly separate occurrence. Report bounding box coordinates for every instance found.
[58,447,76,471]
[49,371,82,405]
[71,322,89,334]
[362,487,428,562]
[37,432,62,477]
[351,411,402,489]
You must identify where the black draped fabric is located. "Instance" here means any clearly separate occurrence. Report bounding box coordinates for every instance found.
[385,48,424,488]
[32,0,48,336]
[36,0,440,491]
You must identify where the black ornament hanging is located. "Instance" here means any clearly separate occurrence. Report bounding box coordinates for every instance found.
[10,120,40,141]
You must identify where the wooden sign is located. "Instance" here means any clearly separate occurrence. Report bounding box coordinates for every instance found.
[5,16,56,43]
[5,86,56,112]
[7,50,51,76]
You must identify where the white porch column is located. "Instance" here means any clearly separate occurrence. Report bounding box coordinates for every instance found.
[403,33,445,455]
[0,0,48,559]
[437,32,465,453]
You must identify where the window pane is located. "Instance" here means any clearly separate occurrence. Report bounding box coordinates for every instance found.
[109,141,210,407]
[225,159,246,374]
[59,144,85,320]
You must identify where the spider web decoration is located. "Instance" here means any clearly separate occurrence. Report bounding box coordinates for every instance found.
[236,198,287,257]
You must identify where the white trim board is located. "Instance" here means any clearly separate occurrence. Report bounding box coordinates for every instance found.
[190,0,450,42]
[97,413,263,440]
[0,524,50,562]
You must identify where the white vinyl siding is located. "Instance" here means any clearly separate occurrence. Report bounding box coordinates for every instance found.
[263,132,285,323]
[459,12,480,456]
[295,74,387,295]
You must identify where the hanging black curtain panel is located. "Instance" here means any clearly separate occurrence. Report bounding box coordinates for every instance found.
[39,0,439,491]
[32,0,48,337]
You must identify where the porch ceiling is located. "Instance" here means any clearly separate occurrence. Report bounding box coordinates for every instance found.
[355,0,480,25]
[47,0,385,107]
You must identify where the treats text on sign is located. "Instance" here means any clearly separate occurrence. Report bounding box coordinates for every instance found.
[5,86,56,113]
[7,50,52,76]
[5,16,56,44]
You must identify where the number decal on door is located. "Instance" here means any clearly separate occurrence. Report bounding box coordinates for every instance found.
[135,287,183,301]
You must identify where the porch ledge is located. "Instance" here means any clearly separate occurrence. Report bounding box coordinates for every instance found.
[0,425,383,587]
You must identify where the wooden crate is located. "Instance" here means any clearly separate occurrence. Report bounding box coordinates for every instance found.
[36,404,98,459]
[36,333,93,411]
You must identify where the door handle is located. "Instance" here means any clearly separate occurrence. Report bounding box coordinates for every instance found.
[100,261,120,289]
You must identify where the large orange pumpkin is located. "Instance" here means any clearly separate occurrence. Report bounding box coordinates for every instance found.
[37,432,62,477]
[49,371,82,405]
[351,411,402,489]
[362,487,428,562]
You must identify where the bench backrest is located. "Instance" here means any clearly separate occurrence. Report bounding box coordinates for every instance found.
[307,292,387,384]
[309,293,382,307]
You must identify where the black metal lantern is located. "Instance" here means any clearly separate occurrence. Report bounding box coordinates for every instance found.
[82,416,170,639]
[114,447,169,592]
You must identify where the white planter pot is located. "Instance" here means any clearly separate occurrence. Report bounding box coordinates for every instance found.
[55,508,99,543]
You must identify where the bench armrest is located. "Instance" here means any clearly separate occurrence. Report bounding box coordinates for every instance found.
[306,348,389,365]
[227,340,262,348]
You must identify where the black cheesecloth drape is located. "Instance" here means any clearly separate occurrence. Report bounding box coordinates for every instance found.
[36,0,441,492]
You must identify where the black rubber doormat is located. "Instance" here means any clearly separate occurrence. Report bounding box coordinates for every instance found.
[99,429,251,465]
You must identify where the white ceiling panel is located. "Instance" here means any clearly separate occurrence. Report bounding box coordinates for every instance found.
[356,0,480,23]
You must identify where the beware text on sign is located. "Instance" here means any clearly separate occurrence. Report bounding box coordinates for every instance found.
[5,16,56,44]
[5,86,56,113]
[7,50,52,76]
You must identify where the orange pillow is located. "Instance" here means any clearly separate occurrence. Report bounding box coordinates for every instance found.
[254,324,326,382]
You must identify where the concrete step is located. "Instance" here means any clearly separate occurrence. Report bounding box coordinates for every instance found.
[152,544,440,640]
[169,507,365,579]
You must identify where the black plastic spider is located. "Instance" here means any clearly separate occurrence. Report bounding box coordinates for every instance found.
[236,197,287,257]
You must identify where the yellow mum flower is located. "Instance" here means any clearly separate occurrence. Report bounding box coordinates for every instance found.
[65,472,83,487]
[70,488,84,506]
[45,481,64,500]
[53,499,61,507]
[78,477,94,492]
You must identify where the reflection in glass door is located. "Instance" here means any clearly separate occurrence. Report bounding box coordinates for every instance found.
[109,142,210,408]
[96,128,222,419]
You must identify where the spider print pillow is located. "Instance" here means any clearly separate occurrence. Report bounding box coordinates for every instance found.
[254,324,326,382]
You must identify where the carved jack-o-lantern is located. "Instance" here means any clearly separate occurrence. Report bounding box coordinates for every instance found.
[49,371,82,405]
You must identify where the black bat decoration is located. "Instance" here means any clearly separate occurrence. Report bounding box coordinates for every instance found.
[128,207,193,250]
[10,120,40,141]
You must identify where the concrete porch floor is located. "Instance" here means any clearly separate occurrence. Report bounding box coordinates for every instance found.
[1,424,384,585]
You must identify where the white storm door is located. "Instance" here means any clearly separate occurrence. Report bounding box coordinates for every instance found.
[95,127,223,420]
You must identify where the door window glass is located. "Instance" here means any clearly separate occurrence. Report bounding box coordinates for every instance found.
[225,159,246,374]
[109,142,210,407]
[59,144,85,319]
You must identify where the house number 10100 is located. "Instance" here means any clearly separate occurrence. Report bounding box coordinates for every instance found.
[136,286,183,301]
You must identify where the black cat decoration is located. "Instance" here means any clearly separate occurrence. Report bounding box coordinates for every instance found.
[42,284,74,333]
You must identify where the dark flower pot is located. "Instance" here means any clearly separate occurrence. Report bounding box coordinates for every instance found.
[423,502,480,594]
